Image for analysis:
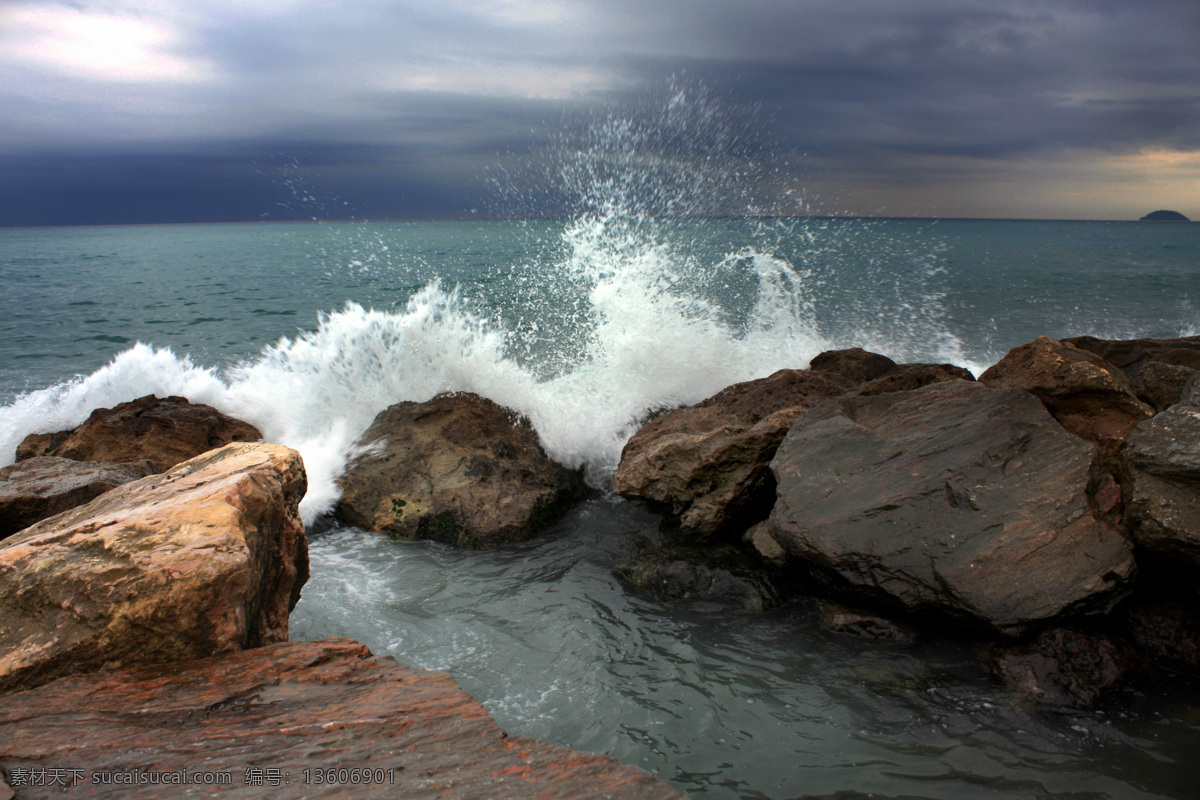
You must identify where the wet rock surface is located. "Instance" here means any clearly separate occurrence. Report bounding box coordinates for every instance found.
[817,602,917,644]
[615,369,853,539]
[992,627,1140,707]
[0,638,686,800]
[853,362,976,396]
[980,336,1152,464]
[0,442,308,693]
[0,457,156,540]
[616,528,783,611]
[15,395,262,472]
[337,392,585,548]
[1117,383,1200,567]
[1065,335,1200,410]
[766,380,1135,635]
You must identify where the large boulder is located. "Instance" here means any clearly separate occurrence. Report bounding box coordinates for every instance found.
[0,456,156,540]
[15,395,262,471]
[1064,335,1200,411]
[337,392,585,548]
[0,638,685,800]
[980,336,1152,464]
[0,442,308,693]
[763,380,1135,635]
[1117,384,1200,567]
[615,369,853,539]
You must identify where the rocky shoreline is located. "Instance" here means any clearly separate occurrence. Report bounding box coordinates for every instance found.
[3,334,1200,795]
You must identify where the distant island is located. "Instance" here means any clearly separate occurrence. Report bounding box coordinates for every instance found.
[1139,209,1191,221]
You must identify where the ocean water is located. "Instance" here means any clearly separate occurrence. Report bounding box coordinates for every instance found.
[2,212,1200,798]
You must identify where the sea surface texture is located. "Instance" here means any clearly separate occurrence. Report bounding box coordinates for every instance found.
[2,213,1199,798]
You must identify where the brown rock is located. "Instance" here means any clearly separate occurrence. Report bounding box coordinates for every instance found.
[992,628,1139,707]
[0,638,685,800]
[767,381,1135,635]
[337,392,585,548]
[1117,386,1200,567]
[1065,335,1200,371]
[11,431,70,461]
[809,347,899,383]
[980,336,1152,464]
[614,369,854,539]
[0,442,308,693]
[1064,335,1200,410]
[15,395,262,471]
[1131,361,1197,412]
[817,602,916,644]
[0,457,156,540]
[854,362,976,396]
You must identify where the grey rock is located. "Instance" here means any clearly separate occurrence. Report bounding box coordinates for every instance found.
[767,380,1135,635]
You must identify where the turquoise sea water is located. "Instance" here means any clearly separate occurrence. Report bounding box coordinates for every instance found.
[2,216,1200,799]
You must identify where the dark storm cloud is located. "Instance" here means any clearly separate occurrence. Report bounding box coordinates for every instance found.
[1,0,1198,224]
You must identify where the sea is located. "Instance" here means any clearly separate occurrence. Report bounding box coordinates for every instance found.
[2,212,1199,799]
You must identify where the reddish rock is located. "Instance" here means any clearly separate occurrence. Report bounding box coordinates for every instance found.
[15,395,262,471]
[854,362,975,396]
[992,628,1139,707]
[766,381,1135,635]
[809,347,899,383]
[0,457,156,540]
[337,393,585,548]
[980,336,1152,464]
[1064,335,1200,411]
[0,442,308,693]
[615,369,854,539]
[0,638,685,800]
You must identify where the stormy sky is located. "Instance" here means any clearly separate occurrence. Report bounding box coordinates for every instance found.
[1,0,1198,225]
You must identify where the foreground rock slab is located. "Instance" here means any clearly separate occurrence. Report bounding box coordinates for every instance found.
[0,456,156,540]
[337,392,585,547]
[766,381,1135,635]
[0,638,686,800]
[16,395,262,471]
[0,442,308,693]
[615,369,853,539]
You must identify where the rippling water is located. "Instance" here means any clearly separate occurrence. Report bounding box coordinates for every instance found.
[291,496,1200,800]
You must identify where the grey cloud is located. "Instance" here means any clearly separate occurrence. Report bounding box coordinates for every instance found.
[1,0,1198,224]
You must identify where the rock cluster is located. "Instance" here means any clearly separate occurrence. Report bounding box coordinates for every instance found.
[614,337,1200,707]
[0,397,682,799]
